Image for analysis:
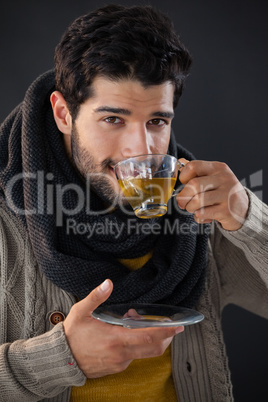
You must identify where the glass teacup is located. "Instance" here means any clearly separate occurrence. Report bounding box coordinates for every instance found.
[114,154,184,219]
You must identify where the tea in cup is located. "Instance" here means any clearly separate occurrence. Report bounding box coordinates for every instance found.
[114,154,183,218]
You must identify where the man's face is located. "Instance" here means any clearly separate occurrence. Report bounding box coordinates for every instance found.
[67,77,175,206]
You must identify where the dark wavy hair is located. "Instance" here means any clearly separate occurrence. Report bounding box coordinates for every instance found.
[54,4,192,120]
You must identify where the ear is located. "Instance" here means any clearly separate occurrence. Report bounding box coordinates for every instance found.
[50,91,72,135]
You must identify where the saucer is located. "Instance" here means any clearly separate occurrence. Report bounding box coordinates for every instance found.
[92,303,204,328]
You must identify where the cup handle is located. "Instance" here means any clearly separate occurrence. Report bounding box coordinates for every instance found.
[177,161,185,169]
[171,161,185,197]
[171,188,183,197]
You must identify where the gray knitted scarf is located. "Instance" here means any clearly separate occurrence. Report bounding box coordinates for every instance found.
[0,71,209,307]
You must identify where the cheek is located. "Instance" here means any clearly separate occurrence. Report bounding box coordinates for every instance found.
[94,138,119,162]
[147,131,171,153]
[79,129,117,162]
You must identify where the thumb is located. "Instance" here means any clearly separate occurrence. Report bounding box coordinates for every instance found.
[79,279,113,315]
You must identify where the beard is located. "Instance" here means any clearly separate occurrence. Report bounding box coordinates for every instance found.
[70,125,128,208]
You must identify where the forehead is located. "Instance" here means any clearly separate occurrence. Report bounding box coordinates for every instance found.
[84,76,175,111]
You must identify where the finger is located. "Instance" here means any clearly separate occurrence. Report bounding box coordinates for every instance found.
[182,189,224,214]
[194,203,245,230]
[179,160,231,184]
[178,158,189,171]
[123,309,142,319]
[177,176,218,209]
[122,325,184,348]
[119,326,184,360]
[124,336,174,360]
[194,204,226,224]
[76,279,113,317]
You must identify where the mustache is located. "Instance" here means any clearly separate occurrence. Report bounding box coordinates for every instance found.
[101,158,119,169]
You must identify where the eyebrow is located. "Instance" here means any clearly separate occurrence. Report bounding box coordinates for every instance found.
[93,106,174,119]
[152,111,175,119]
[94,106,131,115]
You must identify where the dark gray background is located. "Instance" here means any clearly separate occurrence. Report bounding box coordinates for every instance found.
[1,1,267,400]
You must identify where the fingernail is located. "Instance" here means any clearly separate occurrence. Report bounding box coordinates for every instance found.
[100,279,110,292]
[175,326,184,334]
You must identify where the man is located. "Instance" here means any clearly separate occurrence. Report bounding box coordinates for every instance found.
[0,4,267,401]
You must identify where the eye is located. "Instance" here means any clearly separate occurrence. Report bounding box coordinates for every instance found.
[148,119,167,126]
[104,116,123,124]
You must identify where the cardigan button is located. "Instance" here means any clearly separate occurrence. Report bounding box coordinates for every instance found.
[49,311,66,325]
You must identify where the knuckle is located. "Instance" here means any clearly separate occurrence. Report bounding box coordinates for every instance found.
[189,177,199,189]
[186,204,195,214]
[112,355,123,367]
[194,207,203,218]
[188,181,202,196]
[219,162,230,173]
[187,194,202,213]
[112,366,123,374]
[194,211,205,223]
[194,192,202,204]
[154,343,166,357]
[113,361,130,373]
[187,161,196,172]
[117,347,129,362]
[143,333,153,345]
[112,349,130,367]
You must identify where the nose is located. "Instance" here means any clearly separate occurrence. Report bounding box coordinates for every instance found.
[120,124,151,158]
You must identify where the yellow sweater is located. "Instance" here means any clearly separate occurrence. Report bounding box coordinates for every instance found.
[70,251,177,401]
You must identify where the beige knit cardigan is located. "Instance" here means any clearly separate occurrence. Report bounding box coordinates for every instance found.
[0,190,267,401]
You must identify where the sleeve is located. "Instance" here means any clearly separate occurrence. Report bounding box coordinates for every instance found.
[210,189,268,318]
[0,322,86,401]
